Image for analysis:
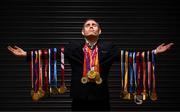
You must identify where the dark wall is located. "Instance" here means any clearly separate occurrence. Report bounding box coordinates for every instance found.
[0,0,179,111]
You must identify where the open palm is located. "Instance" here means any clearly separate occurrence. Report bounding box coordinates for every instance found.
[155,43,174,54]
[7,46,27,57]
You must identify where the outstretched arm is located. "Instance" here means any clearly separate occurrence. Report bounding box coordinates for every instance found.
[153,43,174,55]
[7,46,27,57]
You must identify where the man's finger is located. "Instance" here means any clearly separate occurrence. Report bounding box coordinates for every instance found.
[159,43,165,47]
[168,43,174,47]
[8,46,15,52]
[14,46,21,49]
[166,43,174,49]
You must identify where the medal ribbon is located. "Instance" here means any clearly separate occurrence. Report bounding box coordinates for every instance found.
[151,50,157,100]
[60,47,65,85]
[124,51,128,93]
[83,44,99,77]
[48,49,52,91]
[53,48,57,87]
[121,50,125,92]
[129,52,133,93]
[43,49,49,91]
[30,51,34,92]
[142,52,147,94]
[94,46,99,72]
[83,45,88,77]
[38,50,43,90]
[34,51,39,93]
[133,52,137,91]
[136,52,141,95]
[147,51,152,95]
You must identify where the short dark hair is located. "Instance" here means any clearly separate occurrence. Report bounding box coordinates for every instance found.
[82,18,101,30]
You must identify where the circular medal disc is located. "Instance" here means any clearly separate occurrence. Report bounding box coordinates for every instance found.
[87,70,96,79]
[58,85,67,94]
[32,93,39,101]
[150,93,157,101]
[134,95,143,105]
[95,77,102,84]
[141,92,148,101]
[51,87,59,95]
[38,87,45,98]
[81,77,88,84]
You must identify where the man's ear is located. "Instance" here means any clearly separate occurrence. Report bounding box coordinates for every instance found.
[82,29,85,35]
[99,29,101,35]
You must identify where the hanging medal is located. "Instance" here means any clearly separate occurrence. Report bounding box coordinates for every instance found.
[133,52,137,95]
[43,49,49,96]
[120,50,125,98]
[30,51,34,96]
[151,50,158,101]
[37,50,45,99]
[58,47,67,94]
[123,51,130,99]
[32,51,40,101]
[134,52,143,104]
[129,52,134,100]
[50,48,59,95]
[141,52,148,101]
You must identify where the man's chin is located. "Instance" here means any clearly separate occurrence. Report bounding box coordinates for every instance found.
[86,35,99,41]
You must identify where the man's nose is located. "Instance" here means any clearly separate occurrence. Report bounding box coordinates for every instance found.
[90,25,93,29]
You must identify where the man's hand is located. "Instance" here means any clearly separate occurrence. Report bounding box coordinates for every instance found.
[7,46,27,57]
[155,43,174,55]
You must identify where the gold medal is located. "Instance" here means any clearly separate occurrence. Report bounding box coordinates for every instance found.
[141,92,148,101]
[81,77,88,84]
[87,70,97,79]
[51,87,59,95]
[123,92,131,100]
[38,87,45,98]
[32,92,39,101]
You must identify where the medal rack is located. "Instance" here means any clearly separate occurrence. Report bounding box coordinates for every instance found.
[30,47,66,101]
[120,50,157,104]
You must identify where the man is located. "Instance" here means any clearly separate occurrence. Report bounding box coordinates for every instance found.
[8,19,174,111]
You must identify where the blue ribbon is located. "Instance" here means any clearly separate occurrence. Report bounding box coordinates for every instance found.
[133,52,137,90]
[53,48,57,87]
[129,52,133,93]
[121,50,125,87]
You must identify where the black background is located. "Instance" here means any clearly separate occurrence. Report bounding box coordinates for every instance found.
[0,0,179,111]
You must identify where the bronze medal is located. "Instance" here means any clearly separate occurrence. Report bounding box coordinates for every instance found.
[58,85,67,94]
[81,77,88,84]
[95,77,102,84]
[150,92,157,101]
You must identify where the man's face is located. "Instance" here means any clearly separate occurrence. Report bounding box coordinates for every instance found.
[82,20,101,41]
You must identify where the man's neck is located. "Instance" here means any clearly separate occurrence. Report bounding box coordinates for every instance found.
[85,38,98,49]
